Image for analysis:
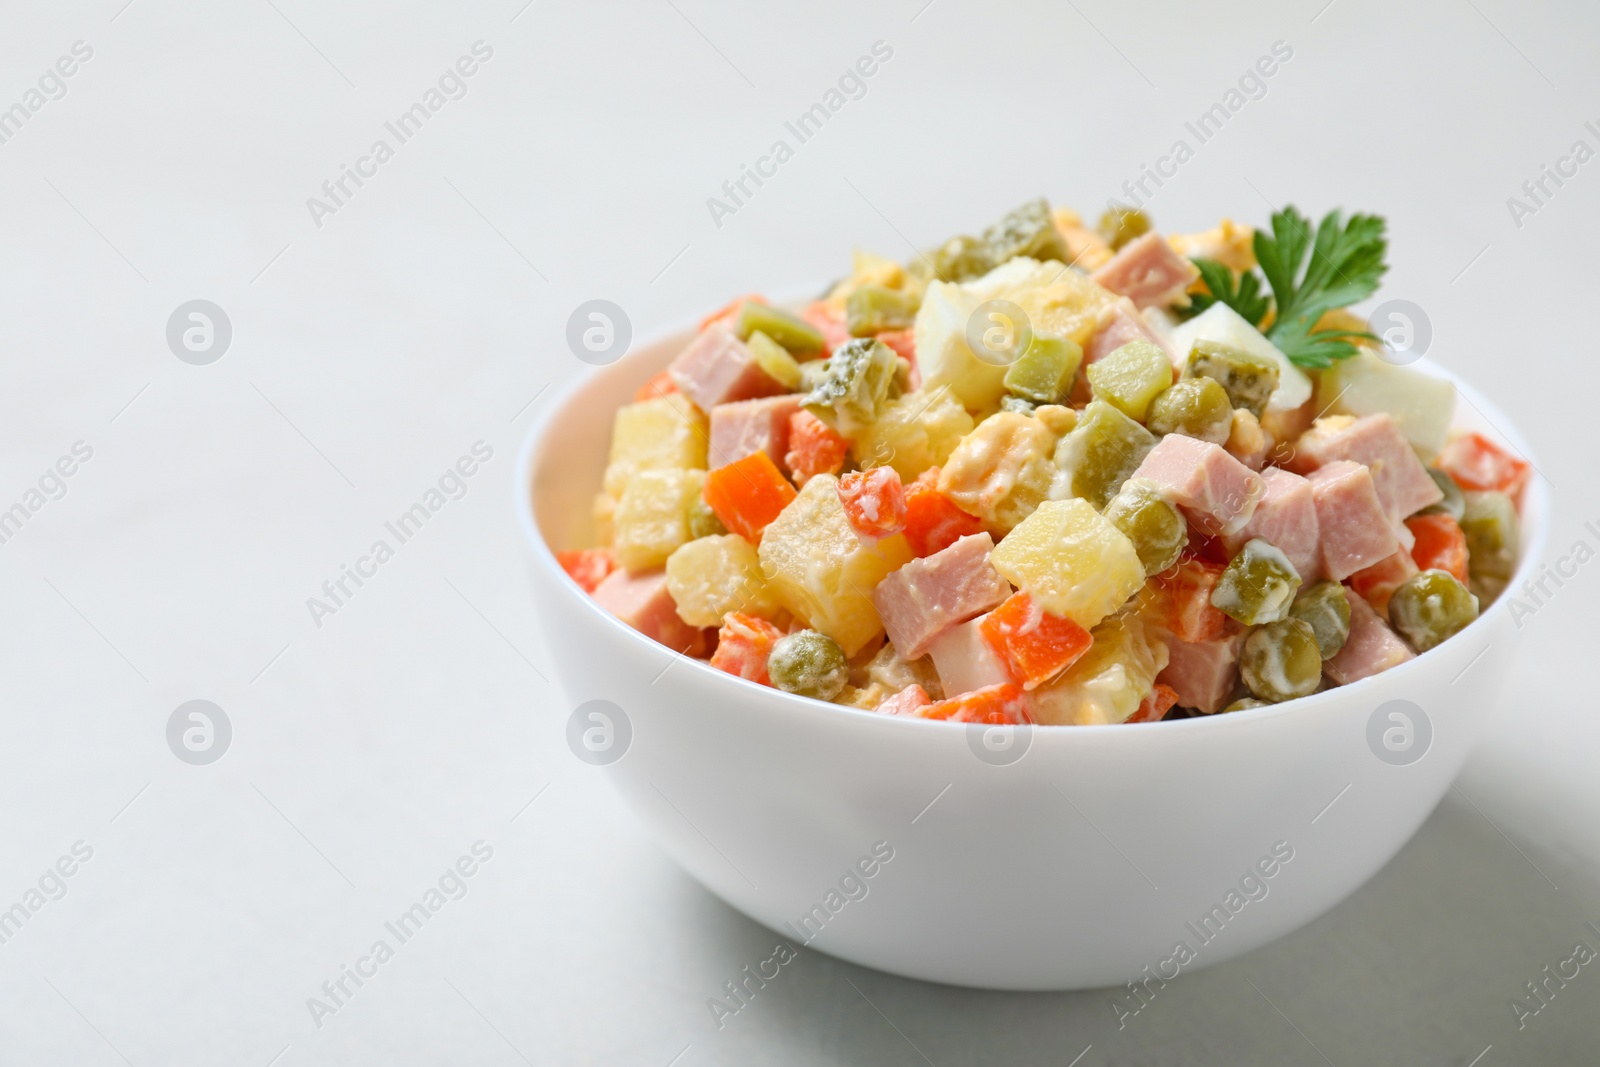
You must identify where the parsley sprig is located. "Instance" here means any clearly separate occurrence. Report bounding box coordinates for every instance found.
[1186,206,1387,368]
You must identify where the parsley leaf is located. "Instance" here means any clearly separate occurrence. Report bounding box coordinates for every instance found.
[1186,257,1270,326]
[1256,206,1386,367]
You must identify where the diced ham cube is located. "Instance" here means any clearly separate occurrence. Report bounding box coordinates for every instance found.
[1131,434,1265,536]
[667,326,787,411]
[1325,587,1415,685]
[1307,461,1400,581]
[709,395,802,474]
[1086,297,1174,365]
[873,534,1010,659]
[1089,232,1201,310]
[1289,414,1442,520]
[1158,630,1245,714]
[1222,467,1322,583]
[925,615,1012,697]
[592,568,708,656]
[876,683,932,716]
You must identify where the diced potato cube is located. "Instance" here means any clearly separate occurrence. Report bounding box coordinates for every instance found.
[602,396,708,499]
[613,469,705,573]
[913,281,1005,411]
[1320,349,1456,459]
[665,534,780,627]
[593,490,617,547]
[989,498,1144,628]
[1028,614,1169,725]
[757,474,913,655]
[853,389,975,482]
[936,412,1057,533]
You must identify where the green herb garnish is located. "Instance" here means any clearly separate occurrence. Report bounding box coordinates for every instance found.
[1184,206,1387,368]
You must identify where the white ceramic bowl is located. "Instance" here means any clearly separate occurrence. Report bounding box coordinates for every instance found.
[517,319,1548,991]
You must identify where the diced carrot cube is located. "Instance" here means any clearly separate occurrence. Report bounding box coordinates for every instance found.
[784,410,849,487]
[1142,558,1230,642]
[699,293,767,332]
[709,612,784,685]
[876,683,931,716]
[1405,513,1469,583]
[917,682,1032,725]
[1435,433,1531,507]
[902,467,986,558]
[557,548,617,593]
[837,467,907,539]
[801,301,851,359]
[702,451,798,542]
[876,328,916,365]
[978,591,1093,690]
[1349,549,1419,617]
[1126,683,1179,724]
[633,370,680,402]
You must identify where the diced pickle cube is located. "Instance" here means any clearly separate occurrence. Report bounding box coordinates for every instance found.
[1211,538,1302,625]
[926,234,996,283]
[847,285,920,337]
[936,412,1058,533]
[757,473,912,656]
[1288,580,1352,659]
[1145,378,1233,443]
[1053,400,1158,509]
[1420,468,1466,520]
[767,630,850,700]
[1240,618,1322,702]
[988,498,1145,629]
[1389,569,1479,652]
[1104,477,1188,577]
[1097,206,1152,251]
[1185,339,1279,417]
[1459,490,1518,584]
[665,534,779,627]
[852,389,974,482]
[803,338,904,438]
[1087,340,1172,422]
[983,198,1069,264]
[735,301,825,355]
[1004,334,1082,404]
[743,330,803,391]
[613,469,706,573]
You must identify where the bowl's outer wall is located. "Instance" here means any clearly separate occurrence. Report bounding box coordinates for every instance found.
[521,323,1546,991]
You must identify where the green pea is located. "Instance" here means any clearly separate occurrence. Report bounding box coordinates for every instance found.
[767,630,849,700]
[1211,539,1302,625]
[1224,697,1271,712]
[1004,334,1081,404]
[803,338,903,437]
[1288,581,1351,660]
[1419,468,1465,521]
[846,285,919,337]
[1460,490,1518,585]
[1240,619,1323,702]
[1389,570,1479,652]
[1145,377,1234,444]
[1184,340,1279,417]
[1053,400,1157,509]
[1105,478,1188,577]
[984,198,1069,264]
[687,495,728,540]
[735,301,825,355]
[1097,206,1151,251]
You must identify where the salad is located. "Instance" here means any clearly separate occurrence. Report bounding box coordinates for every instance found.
[557,200,1528,725]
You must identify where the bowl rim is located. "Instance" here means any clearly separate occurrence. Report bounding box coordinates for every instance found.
[516,300,1550,736]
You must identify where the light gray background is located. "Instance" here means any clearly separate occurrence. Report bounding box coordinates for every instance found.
[2,0,1598,1063]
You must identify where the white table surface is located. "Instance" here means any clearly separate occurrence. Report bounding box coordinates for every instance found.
[2,0,1597,1063]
